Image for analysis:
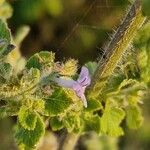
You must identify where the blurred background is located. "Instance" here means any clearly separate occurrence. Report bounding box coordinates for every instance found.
[0,0,150,149]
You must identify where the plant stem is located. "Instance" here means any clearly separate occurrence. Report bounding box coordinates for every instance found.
[61,133,79,150]
[87,0,146,99]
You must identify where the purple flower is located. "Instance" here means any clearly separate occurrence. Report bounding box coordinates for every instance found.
[53,66,91,107]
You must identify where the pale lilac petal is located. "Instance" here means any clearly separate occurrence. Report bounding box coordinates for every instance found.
[80,93,87,108]
[77,66,91,86]
[54,77,76,88]
[77,66,89,82]
[72,83,87,107]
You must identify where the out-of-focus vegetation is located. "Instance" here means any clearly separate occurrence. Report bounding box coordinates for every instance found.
[0,0,150,150]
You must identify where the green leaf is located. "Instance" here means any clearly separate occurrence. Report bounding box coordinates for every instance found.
[0,19,11,42]
[83,114,101,133]
[0,62,12,80]
[44,88,72,116]
[20,68,40,92]
[18,106,37,130]
[85,99,102,112]
[85,61,97,76]
[50,117,64,131]
[142,0,150,16]
[126,105,143,129]
[15,114,45,148]
[0,19,13,56]
[100,102,125,136]
[63,113,83,133]
[26,51,55,70]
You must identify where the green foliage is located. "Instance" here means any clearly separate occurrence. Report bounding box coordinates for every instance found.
[85,62,98,76]
[83,114,101,133]
[26,51,55,70]
[18,106,38,130]
[0,19,12,57]
[0,19,11,42]
[44,88,72,116]
[63,113,83,133]
[85,99,102,112]
[15,114,45,148]
[50,117,64,131]
[100,101,125,136]
[0,1,149,149]
[126,105,143,129]
[134,22,150,85]
[0,62,12,81]
[142,0,150,16]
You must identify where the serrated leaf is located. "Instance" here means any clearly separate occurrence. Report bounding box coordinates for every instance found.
[0,62,12,80]
[20,68,40,92]
[100,103,125,136]
[83,114,100,133]
[44,88,72,116]
[63,113,83,133]
[50,117,64,131]
[15,114,45,148]
[85,99,102,112]
[60,59,78,76]
[126,105,143,129]
[18,106,37,130]
[26,51,55,70]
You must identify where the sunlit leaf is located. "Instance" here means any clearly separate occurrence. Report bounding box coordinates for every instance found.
[44,88,72,116]
[15,114,45,148]
[126,105,143,129]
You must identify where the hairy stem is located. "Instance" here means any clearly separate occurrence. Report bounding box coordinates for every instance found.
[61,133,79,150]
[88,0,146,98]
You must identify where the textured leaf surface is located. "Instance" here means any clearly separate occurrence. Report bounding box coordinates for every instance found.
[44,88,72,116]
[0,62,12,80]
[18,106,37,130]
[83,114,101,133]
[50,117,64,131]
[26,51,55,70]
[0,19,11,42]
[100,103,125,136]
[15,115,45,148]
[20,68,40,92]
[126,105,143,129]
[85,99,102,112]
[63,113,83,133]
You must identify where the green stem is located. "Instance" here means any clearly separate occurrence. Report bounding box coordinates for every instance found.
[88,0,146,99]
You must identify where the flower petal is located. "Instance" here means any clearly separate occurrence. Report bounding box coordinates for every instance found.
[77,66,91,86]
[53,77,76,88]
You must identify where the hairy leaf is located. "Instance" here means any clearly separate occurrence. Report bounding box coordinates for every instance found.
[44,88,72,116]
[0,62,12,80]
[26,51,55,70]
[18,106,37,130]
[15,114,45,148]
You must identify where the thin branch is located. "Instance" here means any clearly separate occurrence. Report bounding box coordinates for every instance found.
[87,0,146,99]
